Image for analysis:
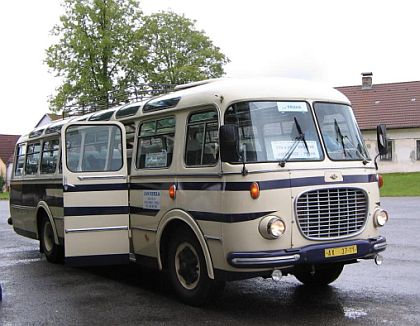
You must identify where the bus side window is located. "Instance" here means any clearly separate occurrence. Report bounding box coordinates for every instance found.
[14,144,26,176]
[40,139,59,174]
[185,110,219,166]
[25,143,41,175]
[136,117,175,169]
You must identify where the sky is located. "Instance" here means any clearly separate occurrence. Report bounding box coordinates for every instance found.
[1,0,420,135]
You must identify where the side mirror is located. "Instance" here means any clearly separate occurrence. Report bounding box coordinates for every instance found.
[377,124,388,155]
[219,124,240,162]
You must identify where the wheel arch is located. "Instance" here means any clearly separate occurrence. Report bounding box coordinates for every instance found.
[36,201,59,245]
[157,209,215,280]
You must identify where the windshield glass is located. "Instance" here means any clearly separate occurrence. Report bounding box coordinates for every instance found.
[224,101,323,163]
[314,103,370,161]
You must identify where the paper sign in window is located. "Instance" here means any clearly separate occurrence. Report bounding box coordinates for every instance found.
[271,140,320,160]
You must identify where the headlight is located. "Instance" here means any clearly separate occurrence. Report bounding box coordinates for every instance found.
[259,216,286,239]
[373,208,389,227]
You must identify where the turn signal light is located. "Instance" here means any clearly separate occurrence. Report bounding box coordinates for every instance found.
[378,174,384,188]
[169,184,176,199]
[250,182,260,199]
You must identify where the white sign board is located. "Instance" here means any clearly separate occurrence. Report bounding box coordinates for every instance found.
[143,191,161,210]
[277,102,307,112]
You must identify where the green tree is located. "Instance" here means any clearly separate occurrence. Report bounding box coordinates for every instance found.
[45,0,146,112]
[140,11,230,85]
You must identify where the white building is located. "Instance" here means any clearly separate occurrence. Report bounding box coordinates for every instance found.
[337,75,420,173]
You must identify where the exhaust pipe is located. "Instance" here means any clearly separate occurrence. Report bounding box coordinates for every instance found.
[7,217,12,225]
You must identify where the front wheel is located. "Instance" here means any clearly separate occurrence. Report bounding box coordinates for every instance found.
[167,228,224,306]
[294,263,344,286]
[40,216,63,263]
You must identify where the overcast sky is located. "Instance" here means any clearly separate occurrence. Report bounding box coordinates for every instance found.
[1,0,420,135]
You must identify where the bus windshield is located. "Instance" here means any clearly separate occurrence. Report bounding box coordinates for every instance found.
[314,103,370,161]
[224,101,324,163]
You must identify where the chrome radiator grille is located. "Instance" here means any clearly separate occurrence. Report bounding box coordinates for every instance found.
[296,188,368,239]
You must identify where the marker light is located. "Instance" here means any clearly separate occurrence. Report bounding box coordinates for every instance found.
[378,174,384,188]
[169,184,176,199]
[250,182,260,199]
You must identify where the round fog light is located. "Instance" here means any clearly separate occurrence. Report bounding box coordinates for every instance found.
[374,209,389,227]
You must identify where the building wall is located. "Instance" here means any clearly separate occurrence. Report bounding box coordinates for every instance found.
[0,159,5,178]
[362,128,420,173]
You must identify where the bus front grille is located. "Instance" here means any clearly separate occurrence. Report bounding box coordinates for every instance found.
[295,188,368,240]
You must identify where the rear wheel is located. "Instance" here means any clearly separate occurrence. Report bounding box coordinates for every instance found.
[294,263,344,286]
[40,216,63,263]
[167,228,224,306]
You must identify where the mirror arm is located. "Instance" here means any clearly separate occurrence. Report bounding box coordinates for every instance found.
[374,153,380,170]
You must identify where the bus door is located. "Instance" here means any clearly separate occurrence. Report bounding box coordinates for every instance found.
[61,121,129,266]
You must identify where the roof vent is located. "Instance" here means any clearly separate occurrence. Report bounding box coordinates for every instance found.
[361,72,373,89]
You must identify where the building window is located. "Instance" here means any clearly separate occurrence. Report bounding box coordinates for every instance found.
[417,140,420,160]
[380,140,393,161]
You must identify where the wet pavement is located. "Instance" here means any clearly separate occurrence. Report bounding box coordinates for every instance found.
[0,198,419,325]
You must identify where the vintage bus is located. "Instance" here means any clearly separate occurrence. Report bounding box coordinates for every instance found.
[9,78,389,305]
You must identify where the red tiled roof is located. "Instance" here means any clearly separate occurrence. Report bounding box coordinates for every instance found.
[0,134,20,163]
[336,81,420,130]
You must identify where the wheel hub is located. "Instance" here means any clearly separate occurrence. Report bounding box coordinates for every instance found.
[175,243,200,290]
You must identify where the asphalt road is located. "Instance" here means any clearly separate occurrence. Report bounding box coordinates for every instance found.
[0,198,419,325]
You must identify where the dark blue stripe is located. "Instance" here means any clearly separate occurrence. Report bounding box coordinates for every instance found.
[130,183,172,190]
[130,206,159,216]
[178,182,224,191]
[64,206,129,216]
[65,254,129,266]
[64,183,129,192]
[189,210,274,223]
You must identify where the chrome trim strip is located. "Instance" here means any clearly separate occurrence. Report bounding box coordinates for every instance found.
[374,242,387,250]
[231,254,300,265]
[204,235,222,241]
[53,216,64,220]
[130,226,158,233]
[77,175,126,181]
[10,204,35,210]
[65,226,129,233]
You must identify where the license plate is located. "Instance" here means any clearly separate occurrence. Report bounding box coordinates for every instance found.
[325,245,357,258]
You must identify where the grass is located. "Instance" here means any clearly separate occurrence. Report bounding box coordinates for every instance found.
[0,192,9,200]
[380,172,420,197]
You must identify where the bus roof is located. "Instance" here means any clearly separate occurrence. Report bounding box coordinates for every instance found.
[19,78,350,143]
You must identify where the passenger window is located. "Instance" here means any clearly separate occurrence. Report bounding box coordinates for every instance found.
[185,110,219,166]
[66,125,123,172]
[136,117,175,169]
[25,143,41,175]
[40,139,60,174]
[14,144,26,176]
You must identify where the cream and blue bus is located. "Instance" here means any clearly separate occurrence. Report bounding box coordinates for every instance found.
[9,78,389,305]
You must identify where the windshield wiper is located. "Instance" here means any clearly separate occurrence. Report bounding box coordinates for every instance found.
[334,119,350,157]
[343,135,369,165]
[279,117,309,167]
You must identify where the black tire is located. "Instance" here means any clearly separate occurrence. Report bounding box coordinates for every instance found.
[294,263,344,286]
[167,228,224,306]
[40,216,63,263]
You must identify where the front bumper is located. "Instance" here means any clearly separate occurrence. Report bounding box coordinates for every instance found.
[228,236,387,269]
